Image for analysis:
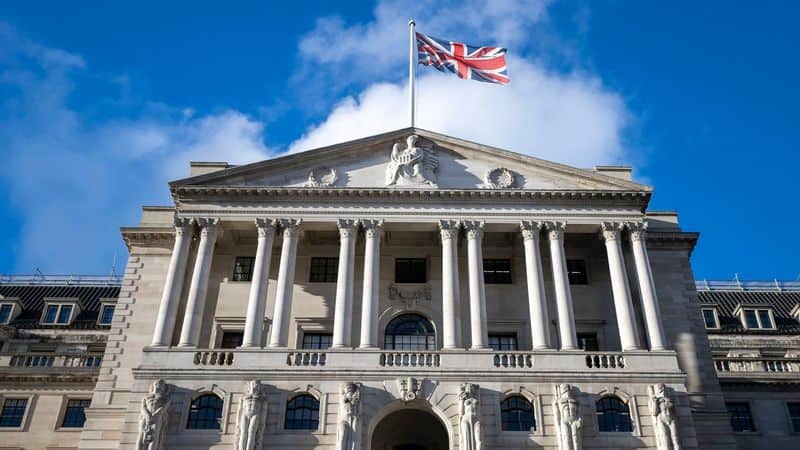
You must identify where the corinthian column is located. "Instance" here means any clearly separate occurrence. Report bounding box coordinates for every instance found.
[359,220,383,349]
[521,221,551,350]
[601,222,640,351]
[151,217,193,347]
[241,219,277,348]
[464,221,489,350]
[178,218,220,347]
[268,219,302,348]
[627,222,667,350]
[332,219,359,349]
[439,220,462,349]
[546,222,578,350]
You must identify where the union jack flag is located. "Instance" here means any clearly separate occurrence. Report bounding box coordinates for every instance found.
[416,32,509,85]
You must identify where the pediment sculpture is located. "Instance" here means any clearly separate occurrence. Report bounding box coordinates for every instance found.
[136,380,170,450]
[459,383,482,450]
[236,380,268,450]
[306,166,338,187]
[336,382,362,450]
[385,135,438,187]
[648,384,681,450]
[484,167,518,189]
[553,383,582,450]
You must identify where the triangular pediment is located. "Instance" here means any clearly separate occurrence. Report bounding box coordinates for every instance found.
[170,128,650,192]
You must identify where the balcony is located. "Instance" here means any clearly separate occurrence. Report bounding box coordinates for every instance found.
[714,356,800,381]
[0,352,104,382]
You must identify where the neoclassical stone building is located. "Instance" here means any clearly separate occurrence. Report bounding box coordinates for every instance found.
[66,127,737,450]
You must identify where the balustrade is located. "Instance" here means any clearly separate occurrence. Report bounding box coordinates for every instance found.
[286,351,326,366]
[193,350,234,366]
[5,353,103,368]
[714,357,800,374]
[379,351,440,367]
[585,353,626,369]
[493,352,533,368]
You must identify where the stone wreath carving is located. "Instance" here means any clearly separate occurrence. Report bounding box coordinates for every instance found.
[484,167,518,189]
[388,283,432,304]
[306,166,338,187]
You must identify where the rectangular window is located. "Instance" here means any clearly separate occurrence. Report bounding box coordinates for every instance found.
[483,259,512,284]
[43,305,59,324]
[395,258,427,283]
[61,399,90,428]
[702,308,719,329]
[566,260,588,284]
[577,332,599,351]
[232,256,256,282]
[726,402,756,432]
[57,305,73,324]
[220,331,244,349]
[788,402,800,433]
[488,334,518,351]
[0,398,27,427]
[757,309,774,329]
[741,308,775,330]
[302,333,333,350]
[42,304,74,325]
[309,257,339,283]
[99,304,115,325]
[0,304,12,324]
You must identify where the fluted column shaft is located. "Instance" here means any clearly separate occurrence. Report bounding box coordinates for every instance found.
[439,220,462,349]
[601,222,640,351]
[464,221,489,350]
[359,220,383,349]
[178,218,219,347]
[547,222,578,350]
[332,219,359,348]
[628,222,667,350]
[151,218,193,346]
[268,219,302,348]
[521,221,551,350]
[241,219,277,348]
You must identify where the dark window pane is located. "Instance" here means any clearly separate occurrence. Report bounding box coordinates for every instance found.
[489,334,518,351]
[310,257,339,283]
[744,310,759,329]
[43,305,59,324]
[302,333,333,350]
[577,333,599,351]
[726,402,755,432]
[187,394,223,430]
[395,258,427,283]
[57,305,73,324]
[757,310,773,329]
[484,259,512,284]
[384,314,435,350]
[232,256,256,282]
[566,260,588,285]
[61,399,90,428]
[788,402,800,433]
[596,397,633,432]
[501,396,536,431]
[220,331,244,349]
[99,305,115,325]
[284,394,320,430]
[0,304,12,324]
[702,309,717,329]
[0,399,27,427]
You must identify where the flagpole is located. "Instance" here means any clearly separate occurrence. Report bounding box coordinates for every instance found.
[408,19,416,128]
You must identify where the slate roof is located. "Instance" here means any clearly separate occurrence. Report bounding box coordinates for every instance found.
[697,287,800,335]
[0,277,121,330]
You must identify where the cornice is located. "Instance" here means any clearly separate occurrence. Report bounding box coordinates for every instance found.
[645,231,700,254]
[120,226,175,250]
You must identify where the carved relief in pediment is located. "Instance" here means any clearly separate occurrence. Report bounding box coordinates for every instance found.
[385,135,439,187]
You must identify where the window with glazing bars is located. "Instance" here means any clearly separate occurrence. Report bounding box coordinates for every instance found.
[310,257,339,282]
[186,395,223,430]
[384,314,435,350]
[596,397,633,432]
[232,256,256,282]
[61,399,90,428]
[483,259,512,284]
[0,399,27,427]
[42,304,73,325]
[726,402,755,432]
[488,334,518,351]
[302,333,332,349]
[788,402,800,433]
[99,304,115,325]
[702,308,719,329]
[500,396,536,431]
[284,394,320,430]
[0,304,13,324]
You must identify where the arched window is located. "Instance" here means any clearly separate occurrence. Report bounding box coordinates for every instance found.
[285,394,320,430]
[384,313,435,350]
[186,394,223,430]
[596,396,633,432]
[501,396,536,431]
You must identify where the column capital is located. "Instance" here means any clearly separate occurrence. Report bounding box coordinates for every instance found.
[336,219,360,238]
[626,221,648,242]
[173,217,194,236]
[278,219,302,238]
[254,218,277,238]
[520,220,544,242]
[362,219,384,239]
[462,220,485,241]
[545,221,566,241]
[194,217,220,238]
[438,220,461,241]
[601,221,624,241]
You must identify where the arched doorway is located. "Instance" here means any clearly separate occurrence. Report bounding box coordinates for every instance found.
[371,409,449,450]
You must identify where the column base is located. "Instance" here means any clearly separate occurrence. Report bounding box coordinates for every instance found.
[176,343,197,348]
[560,346,580,351]
[468,346,492,351]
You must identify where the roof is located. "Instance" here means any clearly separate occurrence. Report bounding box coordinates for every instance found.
[0,275,121,330]
[696,281,800,334]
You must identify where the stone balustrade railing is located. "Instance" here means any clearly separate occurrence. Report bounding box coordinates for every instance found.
[585,352,626,369]
[193,350,234,366]
[1,353,104,368]
[714,357,800,374]
[493,352,533,368]
[379,351,440,367]
[287,351,326,366]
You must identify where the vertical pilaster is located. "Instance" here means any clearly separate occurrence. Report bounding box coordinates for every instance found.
[268,219,302,348]
[332,219,359,349]
[177,218,220,347]
[601,221,641,351]
[151,217,193,346]
[546,221,578,350]
[520,221,551,350]
[464,220,489,350]
[241,218,277,348]
[359,220,383,349]
[439,220,462,349]
[627,222,667,350]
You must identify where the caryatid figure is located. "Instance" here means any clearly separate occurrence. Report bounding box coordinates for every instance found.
[459,383,482,450]
[648,384,681,450]
[336,382,362,450]
[236,380,268,450]
[136,379,170,450]
[553,383,582,450]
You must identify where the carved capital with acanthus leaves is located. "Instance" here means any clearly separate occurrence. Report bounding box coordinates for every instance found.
[626,221,648,242]
[545,221,566,241]
[601,221,624,242]
[462,220,484,241]
[520,220,544,242]
[337,219,360,239]
[362,219,384,239]
[278,219,302,238]
[438,220,461,241]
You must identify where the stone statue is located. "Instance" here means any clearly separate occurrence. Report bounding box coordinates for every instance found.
[336,382,362,450]
[553,384,582,450]
[136,379,170,450]
[236,380,268,450]
[385,135,438,187]
[458,383,482,450]
[648,384,681,450]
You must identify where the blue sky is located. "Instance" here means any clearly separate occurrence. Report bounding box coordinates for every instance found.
[0,1,797,281]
